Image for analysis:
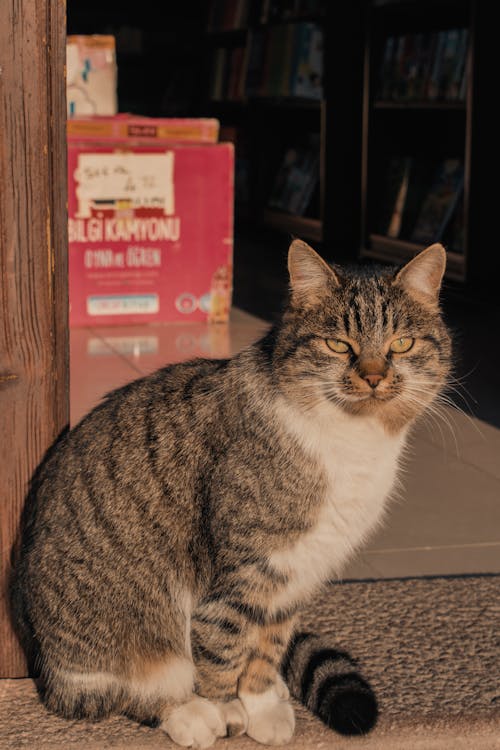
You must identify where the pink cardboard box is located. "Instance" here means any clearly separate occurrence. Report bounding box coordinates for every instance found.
[67,141,234,326]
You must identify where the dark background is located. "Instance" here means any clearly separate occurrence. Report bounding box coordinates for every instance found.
[67,0,499,427]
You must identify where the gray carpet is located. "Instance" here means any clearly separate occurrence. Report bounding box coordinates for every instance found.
[304,574,500,723]
[1,575,499,749]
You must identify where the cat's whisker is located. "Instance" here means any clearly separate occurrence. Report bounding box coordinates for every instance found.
[402,390,460,455]
[411,379,484,442]
[418,379,476,419]
[411,402,449,450]
[409,374,478,418]
[445,376,478,407]
[412,408,447,448]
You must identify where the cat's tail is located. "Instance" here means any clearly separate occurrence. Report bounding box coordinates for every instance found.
[281,631,378,736]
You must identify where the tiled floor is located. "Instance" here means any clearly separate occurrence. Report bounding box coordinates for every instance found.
[70,307,500,581]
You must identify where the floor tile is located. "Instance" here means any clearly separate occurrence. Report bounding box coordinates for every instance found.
[367,444,500,550]
[85,309,267,379]
[413,407,500,480]
[360,543,500,579]
[70,310,267,423]
[340,553,384,581]
[69,327,140,426]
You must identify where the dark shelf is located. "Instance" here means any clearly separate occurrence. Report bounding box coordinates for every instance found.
[262,210,323,243]
[373,100,467,111]
[362,0,474,285]
[362,234,465,281]
[207,96,322,110]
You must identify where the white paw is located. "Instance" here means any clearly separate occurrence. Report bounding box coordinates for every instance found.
[239,686,295,746]
[246,701,295,745]
[218,698,248,736]
[274,675,290,701]
[162,697,226,749]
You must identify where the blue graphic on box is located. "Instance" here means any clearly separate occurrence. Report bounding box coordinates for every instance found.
[87,294,159,315]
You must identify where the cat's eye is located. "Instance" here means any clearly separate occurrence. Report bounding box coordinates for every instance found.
[325,339,350,354]
[390,337,414,353]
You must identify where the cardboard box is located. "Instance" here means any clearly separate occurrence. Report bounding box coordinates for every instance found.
[68,141,234,326]
[67,115,220,144]
[66,36,118,117]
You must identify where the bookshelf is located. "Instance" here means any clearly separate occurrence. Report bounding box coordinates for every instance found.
[66,0,365,259]
[361,0,474,283]
[203,0,327,244]
[65,0,495,298]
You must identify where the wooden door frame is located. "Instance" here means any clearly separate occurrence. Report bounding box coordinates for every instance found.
[0,0,68,677]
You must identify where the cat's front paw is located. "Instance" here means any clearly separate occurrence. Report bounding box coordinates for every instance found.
[239,687,295,746]
[218,698,248,736]
[161,697,226,749]
[246,701,295,746]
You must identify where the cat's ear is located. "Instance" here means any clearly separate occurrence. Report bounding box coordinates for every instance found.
[393,243,446,305]
[288,239,340,303]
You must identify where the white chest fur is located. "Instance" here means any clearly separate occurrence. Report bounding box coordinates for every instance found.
[269,398,407,610]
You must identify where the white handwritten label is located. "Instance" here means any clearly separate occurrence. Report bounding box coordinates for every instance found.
[74,152,175,218]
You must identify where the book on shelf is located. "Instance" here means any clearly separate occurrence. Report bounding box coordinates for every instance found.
[434,28,461,100]
[290,23,323,99]
[378,35,396,100]
[396,34,419,100]
[267,136,319,216]
[258,0,272,23]
[410,158,465,245]
[208,0,250,31]
[407,32,436,101]
[244,29,266,98]
[210,48,227,100]
[296,0,325,16]
[458,50,468,101]
[426,30,448,100]
[210,46,247,101]
[386,160,410,238]
[208,12,324,102]
[375,156,412,237]
[227,46,247,100]
[377,28,468,103]
[267,0,298,22]
[446,28,468,100]
[388,35,406,99]
[259,25,286,96]
[265,25,294,97]
[399,159,440,240]
[243,22,323,99]
[428,28,468,101]
[279,25,297,96]
[374,156,443,241]
[259,0,325,24]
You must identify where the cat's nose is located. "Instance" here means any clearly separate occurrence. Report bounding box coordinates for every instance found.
[363,373,384,389]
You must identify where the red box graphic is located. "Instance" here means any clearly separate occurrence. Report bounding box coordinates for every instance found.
[67,142,234,326]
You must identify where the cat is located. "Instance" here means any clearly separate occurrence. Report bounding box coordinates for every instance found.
[11,239,451,748]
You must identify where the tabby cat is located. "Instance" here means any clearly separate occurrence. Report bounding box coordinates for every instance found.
[11,240,451,748]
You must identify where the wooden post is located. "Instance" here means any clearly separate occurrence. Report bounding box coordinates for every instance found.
[0,0,68,677]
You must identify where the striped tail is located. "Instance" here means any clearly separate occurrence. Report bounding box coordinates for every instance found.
[281,632,378,736]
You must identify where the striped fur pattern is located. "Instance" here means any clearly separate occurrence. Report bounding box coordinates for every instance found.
[11,241,451,747]
[282,632,378,736]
